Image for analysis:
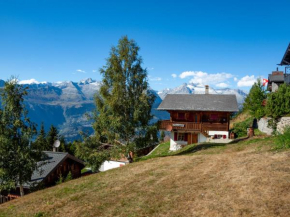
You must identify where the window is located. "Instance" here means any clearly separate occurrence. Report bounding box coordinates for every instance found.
[178,133,185,141]
[188,113,193,121]
[210,114,219,121]
[195,114,198,123]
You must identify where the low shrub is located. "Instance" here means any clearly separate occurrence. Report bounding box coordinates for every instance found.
[232,118,253,138]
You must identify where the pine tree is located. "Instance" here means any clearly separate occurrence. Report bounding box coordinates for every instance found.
[58,136,66,152]
[32,122,49,151]
[0,78,43,196]
[46,125,58,151]
[243,79,267,119]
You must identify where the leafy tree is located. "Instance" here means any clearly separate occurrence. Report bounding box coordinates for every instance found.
[77,36,156,171]
[243,79,267,119]
[32,122,49,151]
[0,78,43,196]
[75,133,113,172]
[47,125,58,151]
[66,140,78,155]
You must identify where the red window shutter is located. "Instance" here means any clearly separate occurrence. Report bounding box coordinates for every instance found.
[174,132,177,141]
[184,133,188,141]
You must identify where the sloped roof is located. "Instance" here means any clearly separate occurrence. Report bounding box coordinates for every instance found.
[157,94,239,112]
[24,151,85,188]
[280,43,290,65]
[268,74,285,82]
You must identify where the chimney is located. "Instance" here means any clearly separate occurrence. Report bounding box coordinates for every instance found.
[205,85,209,94]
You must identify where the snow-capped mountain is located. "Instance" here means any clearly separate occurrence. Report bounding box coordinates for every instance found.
[0,79,245,141]
[0,78,168,141]
[158,83,247,106]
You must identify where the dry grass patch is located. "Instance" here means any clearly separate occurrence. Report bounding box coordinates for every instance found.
[1,137,290,217]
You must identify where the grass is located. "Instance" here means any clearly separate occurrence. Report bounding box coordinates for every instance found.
[1,136,290,217]
[230,110,251,129]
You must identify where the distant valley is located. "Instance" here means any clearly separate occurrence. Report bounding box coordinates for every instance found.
[0,79,247,141]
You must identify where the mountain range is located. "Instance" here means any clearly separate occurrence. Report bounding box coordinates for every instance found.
[0,79,247,141]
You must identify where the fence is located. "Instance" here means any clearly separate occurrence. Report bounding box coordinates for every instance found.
[0,194,20,204]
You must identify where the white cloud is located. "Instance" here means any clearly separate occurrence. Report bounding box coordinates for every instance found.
[150,77,162,81]
[148,67,154,71]
[216,82,229,88]
[92,70,97,73]
[76,69,86,73]
[179,71,233,86]
[234,77,238,82]
[171,73,177,78]
[237,75,256,87]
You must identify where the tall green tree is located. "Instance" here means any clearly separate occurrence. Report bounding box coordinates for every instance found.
[243,79,267,119]
[46,125,58,151]
[0,78,43,196]
[58,136,66,152]
[76,36,156,170]
[32,122,49,151]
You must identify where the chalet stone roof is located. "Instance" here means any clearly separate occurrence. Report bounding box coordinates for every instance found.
[157,94,239,112]
[24,151,84,188]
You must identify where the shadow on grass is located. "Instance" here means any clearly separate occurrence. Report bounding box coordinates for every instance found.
[172,143,227,156]
[172,137,250,156]
[138,137,255,161]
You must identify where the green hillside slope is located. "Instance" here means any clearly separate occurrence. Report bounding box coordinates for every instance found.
[1,137,290,217]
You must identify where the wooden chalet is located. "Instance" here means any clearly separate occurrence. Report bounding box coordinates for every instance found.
[21,151,85,194]
[157,87,238,151]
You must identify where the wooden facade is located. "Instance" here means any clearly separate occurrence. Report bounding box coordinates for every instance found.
[160,111,230,135]
[44,158,83,187]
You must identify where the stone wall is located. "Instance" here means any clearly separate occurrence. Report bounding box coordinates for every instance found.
[258,117,273,135]
[258,117,290,135]
[277,117,290,134]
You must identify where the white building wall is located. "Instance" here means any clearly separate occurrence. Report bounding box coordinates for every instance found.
[198,133,207,143]
[169,130,231,151]
[170,131,187,151]
[208,131,229,139]
[99,161,127,172]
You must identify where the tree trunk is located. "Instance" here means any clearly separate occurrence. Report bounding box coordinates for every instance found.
[19,184,24,197]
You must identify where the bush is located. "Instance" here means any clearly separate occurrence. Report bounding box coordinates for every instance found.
[232,118,253,138]
[56,174,63,185]
[64,172,72,182]
[275,126,290,149]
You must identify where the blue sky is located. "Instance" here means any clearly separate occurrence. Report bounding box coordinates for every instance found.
[0,0,289,91]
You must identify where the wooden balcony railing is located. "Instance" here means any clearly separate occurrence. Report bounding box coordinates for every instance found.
[159,120,201,131]
[159,120,228,132]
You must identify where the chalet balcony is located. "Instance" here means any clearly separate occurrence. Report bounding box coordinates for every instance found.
[159,120,228,132]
